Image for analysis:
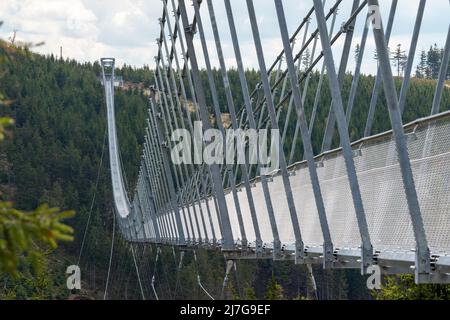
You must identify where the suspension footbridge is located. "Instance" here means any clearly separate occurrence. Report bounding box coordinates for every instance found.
[100,0,450,286]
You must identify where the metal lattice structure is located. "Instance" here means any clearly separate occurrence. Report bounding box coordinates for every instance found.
[101,0,450,284]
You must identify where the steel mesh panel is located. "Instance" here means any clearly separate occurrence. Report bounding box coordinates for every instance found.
[164,212,172,239]
[316,154,360,249]
[158,215,165,238]
[180,208,190,241]
[151,222,156,239]
[170,211,179,239]
[357,140,413,251]
[161,216,168,239]
[194,205,204,241]
[165,214,172,239]
[236,189,257,244]
[237,116,450,252]
[152,221,157,239]
[144,222,151,239]
[248,183,274,245]
[193,203,205,240]
[164,212,170,237]
[200,200,213,241]
[224,191,242,243]
[412,120,450,253]
[186,206,198,240]
[144,222,150,239]
[262,117,450,253]
[207,198,222,240]
[289,170,323,247]
[156,217,162,238]
[186,207,197,241]
[160,215,169,239]
[268,175,296,246]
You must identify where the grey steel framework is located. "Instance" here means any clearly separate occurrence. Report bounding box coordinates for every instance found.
[101,0,450,284]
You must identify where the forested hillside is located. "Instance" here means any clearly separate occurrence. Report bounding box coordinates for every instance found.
[0,49,150,299]
[0,44,449,299]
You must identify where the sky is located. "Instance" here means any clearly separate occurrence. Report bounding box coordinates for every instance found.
[1,0,449,75]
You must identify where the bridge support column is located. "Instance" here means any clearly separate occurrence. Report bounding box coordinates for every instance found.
[364,0,398,137]
[221,259,235,300]
[246,0,305,264]
[179,0,235,252]
[223,0,282,257]
[431,24,450,115]
[313,0,373,273]
[275,0,334,268]
[149,98,186,246]
[306,264,318,300]
[368,0,430,284]
[321,0,360,152]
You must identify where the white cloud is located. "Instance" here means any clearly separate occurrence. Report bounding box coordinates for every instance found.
[0,0,448,73]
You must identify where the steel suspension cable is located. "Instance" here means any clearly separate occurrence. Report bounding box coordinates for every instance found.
[173,250,185,299]
[290,1,338,163]
[193,250,215,300]
[151,246,161,300]
[220,259,234,300]
[77,127,107,266]
[103,210,116,300]
[130,244,146,300]
[233,260,242,299]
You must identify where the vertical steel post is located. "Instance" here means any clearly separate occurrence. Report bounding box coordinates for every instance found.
[144,125,171,238]
[204,0,267,253]
[291,3,338,163]
[346,10,370,125]
[246,0,305,262]
[364,0,398,137]
[144,139,165,213]
[275,0,333,267]
[277,16,309,157]
[168,0,225,245]
[191,0,249,250]
[224,0,282,258]
[321,0,360,152]
[159,20,211,245]
[178,0,235,251]
[367,0,430,283]
[135,178,154,240]
[139,174,161,242]
[398,0,426,115]
[431,25,450,115]
[313,0,373,272]
[150,97,186,246]
[154,69,183,188]
[180,186,196,243]
[146,116,177,242]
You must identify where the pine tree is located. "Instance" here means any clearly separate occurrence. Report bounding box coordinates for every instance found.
[244,287,257,300]
[391,44,407,77]
[354,43,361,64]
[265,277,284,300]
[0,39,74,277]
[375,275,450,300]
[415,50,428,78]
[427,44,442,79]
[302,48,311,73]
